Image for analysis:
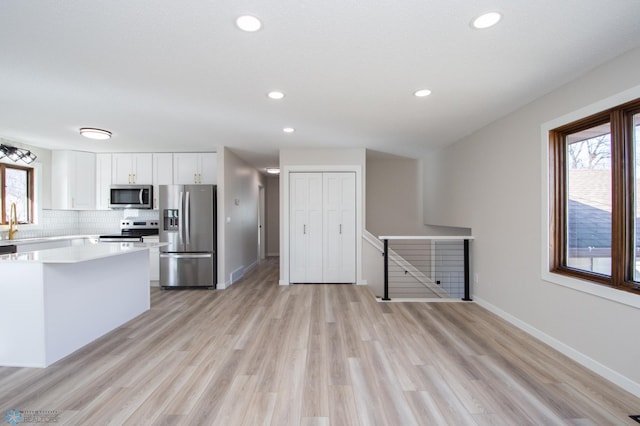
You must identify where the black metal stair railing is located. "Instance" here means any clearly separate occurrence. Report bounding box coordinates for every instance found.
[380,236,473,301]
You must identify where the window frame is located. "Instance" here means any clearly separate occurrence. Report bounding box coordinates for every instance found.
[0,162,35,225]
[549,98,640,295]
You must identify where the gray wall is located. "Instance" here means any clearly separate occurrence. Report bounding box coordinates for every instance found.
[423,47,640,395]
[217,147,266,287]
[365,151,470,236]
[366,153,421,235]
[265,176,279,256]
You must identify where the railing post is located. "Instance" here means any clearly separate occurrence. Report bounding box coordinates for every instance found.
[382,239,391,301]
[463,239,472,301]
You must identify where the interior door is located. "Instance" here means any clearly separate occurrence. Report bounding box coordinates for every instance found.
[323,172,356,283]
[290,173,323,283]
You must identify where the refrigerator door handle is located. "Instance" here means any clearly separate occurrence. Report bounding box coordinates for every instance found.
[185,191,191,246]
[160,253,212,259]
[178,191,184,246]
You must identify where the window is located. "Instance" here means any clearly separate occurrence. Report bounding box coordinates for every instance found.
[549,98,640,294]
[0,163,34,225]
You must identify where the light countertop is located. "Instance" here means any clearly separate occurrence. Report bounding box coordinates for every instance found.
[0,242,167,264]
[0,234,100,247]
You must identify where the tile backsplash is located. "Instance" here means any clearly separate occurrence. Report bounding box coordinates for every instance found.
[2,209,160,240]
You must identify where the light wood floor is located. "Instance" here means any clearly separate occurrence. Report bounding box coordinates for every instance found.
[2,258,639,425]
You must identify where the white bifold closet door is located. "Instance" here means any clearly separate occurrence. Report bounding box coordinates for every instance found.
[290,173,324,283]
[289,172,356,283]
[323,172,356,282]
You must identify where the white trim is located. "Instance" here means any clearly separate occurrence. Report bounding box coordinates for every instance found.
[541,84,640,310]
[282,165,363,285]
[378,235,474,240]
[475,297,640,398]
[230,265,245,284]
[376,298,467,303]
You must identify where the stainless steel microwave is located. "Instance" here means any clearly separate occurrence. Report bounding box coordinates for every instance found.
[109,185,153,209]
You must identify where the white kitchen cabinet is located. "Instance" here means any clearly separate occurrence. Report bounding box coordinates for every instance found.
[152,153,173,209]
[289,172,356,283]
[112,153,153,184]
[51,150,96,210]
[173,153,217,184]
[142,235,160,282]
[95,153,112,209]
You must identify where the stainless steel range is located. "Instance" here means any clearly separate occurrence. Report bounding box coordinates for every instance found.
[99,218,159,242]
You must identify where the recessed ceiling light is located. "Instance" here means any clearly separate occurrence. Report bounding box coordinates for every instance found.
[414,89,432,97]
[236,15,262,32]
[471,12,502,29]
[266,167,280,174]
[267,91,285,100]
[79,128,112,140]
[283,127,295,133]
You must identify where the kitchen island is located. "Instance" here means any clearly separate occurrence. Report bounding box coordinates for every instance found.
[0,242,165,368]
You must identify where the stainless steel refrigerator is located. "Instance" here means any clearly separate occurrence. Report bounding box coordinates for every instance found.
[159,184,217,288]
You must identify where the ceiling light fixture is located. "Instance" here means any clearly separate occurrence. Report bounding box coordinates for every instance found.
[414,89,432,97]
[79,128,112,140]
[236,15,262,32]
[471,12,502,29]
[283,127,295,133]
[267,91,285,100]
[266,167,280,175]
[0,144,37,164]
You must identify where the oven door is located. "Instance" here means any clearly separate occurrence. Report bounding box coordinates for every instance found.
[160,253,214,288]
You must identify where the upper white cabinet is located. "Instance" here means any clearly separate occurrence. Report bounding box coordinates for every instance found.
[52,151,96,210]
[152,153,173,209]
[95,153,112,210]
[173,153,217,184]
[112,153,153,184]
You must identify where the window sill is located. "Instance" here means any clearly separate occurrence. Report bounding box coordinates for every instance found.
[542,270,640,310]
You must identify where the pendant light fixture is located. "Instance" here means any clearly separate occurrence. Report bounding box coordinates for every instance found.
[0,144,37,164]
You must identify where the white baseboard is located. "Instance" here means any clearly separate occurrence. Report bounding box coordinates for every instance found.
[279,279,289,286]
[474,297,640,398]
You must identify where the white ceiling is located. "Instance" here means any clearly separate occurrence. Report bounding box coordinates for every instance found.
[2,0,640,171]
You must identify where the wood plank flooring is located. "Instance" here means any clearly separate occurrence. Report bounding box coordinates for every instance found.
[1,258,639,425]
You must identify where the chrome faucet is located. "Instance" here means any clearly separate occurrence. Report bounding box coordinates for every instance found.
[8,202,18,240]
